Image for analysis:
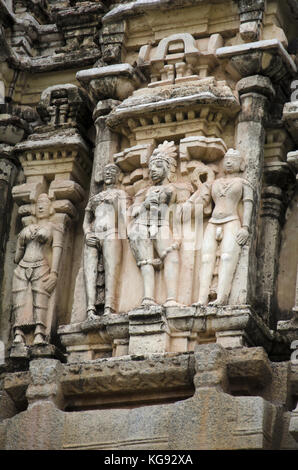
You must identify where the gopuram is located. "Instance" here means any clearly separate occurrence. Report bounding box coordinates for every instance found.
[0,0,298,450]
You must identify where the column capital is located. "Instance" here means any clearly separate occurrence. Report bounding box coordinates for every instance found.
[237,75,275,99]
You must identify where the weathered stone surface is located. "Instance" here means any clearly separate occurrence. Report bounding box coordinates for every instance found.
[4,401,65,450]
[1,0,298,452]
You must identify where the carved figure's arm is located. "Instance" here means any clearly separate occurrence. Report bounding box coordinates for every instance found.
[43,225,64,294]
[130,190,146,218]
[83,200,98,248]
[184,182,212,217]
[83,204,94,236]
[236,181,254,246]
[14,232,25,264]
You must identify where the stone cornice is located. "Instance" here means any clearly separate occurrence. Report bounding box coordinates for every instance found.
[103,0,227,24]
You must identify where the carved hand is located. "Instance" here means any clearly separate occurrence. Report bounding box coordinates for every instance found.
[236,227,249,246]
[131,205,141,218]
[43,272,58,294]
[145,193,159,208]
[85,232,97,247]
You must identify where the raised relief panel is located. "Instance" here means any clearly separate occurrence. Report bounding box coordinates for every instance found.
[67,130,258,357]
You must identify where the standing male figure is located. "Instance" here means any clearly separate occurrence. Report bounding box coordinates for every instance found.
[128,141,185,307]
[83,163,127,318]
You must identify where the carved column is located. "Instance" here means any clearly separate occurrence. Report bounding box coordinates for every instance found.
[91,100,120,195]
[276,103,298,344]
[0,147,18,276]
[257,155,295,328]
[277,150,298,342]
[229,75,275,308]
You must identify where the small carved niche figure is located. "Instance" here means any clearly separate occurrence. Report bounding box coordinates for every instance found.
[0,160,12,182]
[128,140,184,308]
[195,148,254,306]
[12,193,63,346]
[83,163,128,319]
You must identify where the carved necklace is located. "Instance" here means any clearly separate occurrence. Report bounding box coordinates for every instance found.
[217,179,236,197]
[29,225,39,239]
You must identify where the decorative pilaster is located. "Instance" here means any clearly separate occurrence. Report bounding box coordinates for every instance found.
[26,358,65,410]
[277,149,298,341]
[257,159,295,327]
[9,84,92,357]
[230,75,275,307]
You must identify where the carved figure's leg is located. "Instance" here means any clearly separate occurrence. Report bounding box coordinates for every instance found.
[128,223,156,305]
[156,228,180,306]
[32,265,51,344]
[102,237,122,314]
[83,243,99,316]
[196,223,217,305]
[12,266,30,344]
[213,220,241,306]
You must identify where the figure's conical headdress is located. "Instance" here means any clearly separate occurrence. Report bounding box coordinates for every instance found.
[150,140,177,167]
[149,141,178,182]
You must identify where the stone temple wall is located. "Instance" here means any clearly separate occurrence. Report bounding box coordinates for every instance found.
[0,0,298,450]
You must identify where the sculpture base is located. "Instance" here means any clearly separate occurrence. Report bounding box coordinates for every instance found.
[10,343,66,362]
[277,309,298,345]
[58,305,286,361]
[128,305,170,355]
[2,344,297,449]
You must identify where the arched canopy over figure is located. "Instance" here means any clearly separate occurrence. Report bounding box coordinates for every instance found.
[128,140,185,308]
[83,163,128,319]
[195,148,254,306]
[12,193,63,346]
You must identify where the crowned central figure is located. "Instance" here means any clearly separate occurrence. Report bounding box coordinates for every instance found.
[128,141,182,308]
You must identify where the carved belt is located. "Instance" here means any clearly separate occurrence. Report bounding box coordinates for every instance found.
[19,260,48,268]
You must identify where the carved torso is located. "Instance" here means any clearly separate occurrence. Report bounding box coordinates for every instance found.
[134,183,177,227]
[19,223,54,264]
[87,188,127,234]
[210,177,246,224]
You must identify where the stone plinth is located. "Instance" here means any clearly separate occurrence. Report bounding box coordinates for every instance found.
[2,345,298,449]
[128,305,169,355]
[58,313,129,362]
[58,304,285,360]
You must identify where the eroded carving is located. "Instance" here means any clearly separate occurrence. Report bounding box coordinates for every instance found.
[195,149,253,306]
[83,163,128,318]
[128,141,191,308]
[12,193,63,346]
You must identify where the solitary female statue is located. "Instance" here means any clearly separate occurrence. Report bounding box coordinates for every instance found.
[12,193,63,345]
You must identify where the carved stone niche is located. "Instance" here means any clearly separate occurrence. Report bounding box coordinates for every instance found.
[8,84,93,360]
[52,0,105,54]
[9,177,85,359]
[58,133,279,360]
